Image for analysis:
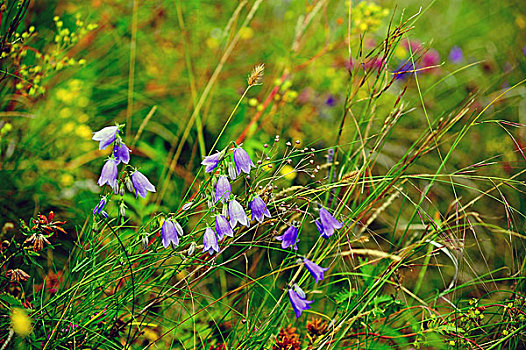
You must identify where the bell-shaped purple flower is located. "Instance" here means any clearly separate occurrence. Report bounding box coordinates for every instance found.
[92,126,119,150]
[98,158,118,189]
[250,195,271,223]
[201,151,222,173]
[162,219,181,248]
[93,197,106,215]
[203,227,220,255]
[317,207,343,238]
[233,147,255,175]
[303,258,329,282]
[275,225,299,250]
[215,176,231,203]
[215,215,233,241]
[228,199,249,228]
[131,170,156,199]
[114,142,130,164]
[288,285,314,318]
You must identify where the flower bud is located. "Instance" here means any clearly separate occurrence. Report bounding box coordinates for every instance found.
[227,162,237,180]
[119,184,125,196]
[141,234,149,250]
[125,176,134,193]
[119,202,126,217]
[188,242,196,256]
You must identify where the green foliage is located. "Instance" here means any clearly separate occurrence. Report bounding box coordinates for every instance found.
[1,0,526,349]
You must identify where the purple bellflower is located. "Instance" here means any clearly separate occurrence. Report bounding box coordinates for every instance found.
[316,207,343,239]
[162,219,183,248]
[250,195,271,223]
[275,225,299,250]
[92,126,119,150]
[98,158,118,189]
[288,285,314,318]
[131,170,156,199]
[203,227,220,255]
[201,151,223,173]
[93,197,106,215]
[215,176,231,203]
[229,199,250,228]
[215,215,233,241]
[303,258,329,282]
[114,142,130,164]
[233,147,255,175]
[449,46,464,64]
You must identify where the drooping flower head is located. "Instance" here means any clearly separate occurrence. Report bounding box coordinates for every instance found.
[215,215,233,241]
[114,142,130,164]
[162,220,179,248]
[93,197,106,215]
[303,258,329,282]
[275,225,299,250]
[316,207,343,239]
[250,195,271,223]
[288,284,314,318]
[92,125,119,150]
[98,158,118,189]
[162,219,183,248]
[203,227,220,255]
[201,151,223,173]
[215,176,231,204]
[228,199,249,228]
[233,147,255,175]
[131,170,156,199]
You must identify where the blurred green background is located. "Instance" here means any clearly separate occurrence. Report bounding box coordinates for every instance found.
[1,0,525,264]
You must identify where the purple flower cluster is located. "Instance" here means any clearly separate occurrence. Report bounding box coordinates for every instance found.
[198,146,271,256]
[176,141,344,319]
[92,124,156,218]
[284,206,342,318]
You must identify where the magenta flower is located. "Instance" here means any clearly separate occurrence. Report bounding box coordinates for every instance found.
[131,170,156,198]
[316,207,343,239]
[288,285,313,318]
[162,219,183,248]
[275,225,299,250]
[203,227,220,255]
[233,147,255,175]
[201,151,222,173]
[98,158,118,189]
[250,195,271,223]
[92,126,119,150]
[422,49,440,69]
[229,199,249,228]
[303,258,329,282]
[215,215,233,241]
[114,142,130,164]
[215,176,231,203]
